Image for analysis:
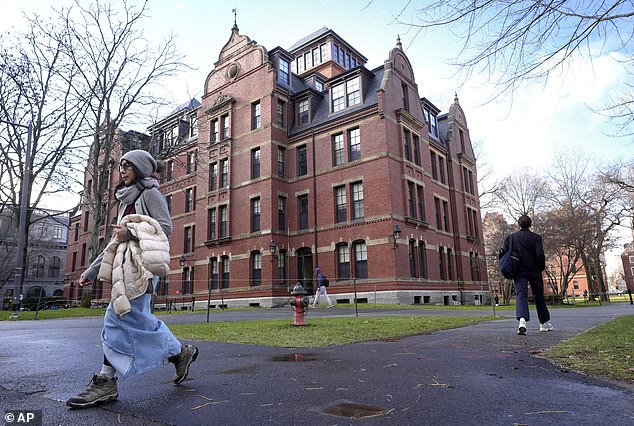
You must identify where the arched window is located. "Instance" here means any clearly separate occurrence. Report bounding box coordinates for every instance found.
[49,256,61,278]
[251,251,262,287]
[33,256,45,278]
[336,243,350,280]
[352,241,367,279]
[221,255,230,289]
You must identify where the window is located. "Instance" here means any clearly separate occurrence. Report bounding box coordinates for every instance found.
[251,101,261,130]
[315,80,323,92]
[219,205,228,238]
[165,194,172,214]
[430,151,437,180]
[74,223,79,241]
[81,243,87,266]
[417,185,426,221]
[251,251,262,286]
[189,116,198,138]
[72,252,77,272]
[221,255,230,288]
[53,226,63,239]
[447,248,454,280]
[277,147,285,177]
[278,196,286,230]
[298,194,309,230]
[573,280,579,290]
[331,83,345,112]
[209,162,218,191]
[346,77,360,106]
[312,48,320,67]
[278,251,287,287]
[407,182,416,217]
[418,241,427,278]
[333,133,344,166]
[298,99,309,124]
[157,276,169,296]
[439,247,446,280]
[463,167,475,195]
[351,182,364,220]
[434,197,442,230]
[209,258,219,290]
[348,128,360,161]
[337,244,350,279]
[221,114,230,140]
[33,255,45,278]
[251,197,261,232]
[412,134,420,166]
[438,156,446,184]
[83,211,89,232]
[409,240,417,277]
[402,82,409,111]
[49,256,60,278]
[332,77,360,112]
[208,208,216,240]
[184,225,194,253]
[277,99,286,127]
[185,187,195,212]
[182,267,192,294]
[424,108,439,138]
[403,128,411,162]
[251,148,261,179]
[166,160,174,181]
[278,59,289,84]
[459,129,465,152]
[220,159,228,188]
[297,145,307,176]
[334,185,347,223]
[353,241,368,279]
[442,200,450,232]
[187,151,196,174]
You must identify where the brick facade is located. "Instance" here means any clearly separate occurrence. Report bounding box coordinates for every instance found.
[66,26,488,308]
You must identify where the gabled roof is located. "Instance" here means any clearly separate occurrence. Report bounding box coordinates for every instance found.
[168,98,201,116]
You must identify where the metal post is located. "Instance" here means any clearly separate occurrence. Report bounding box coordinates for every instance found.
[206,280,212,323]
[1,120,32,314]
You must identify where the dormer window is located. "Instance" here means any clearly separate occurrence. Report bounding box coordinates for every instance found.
[331,76,360,113]
[279,59,289,85]
[298,99,309,124]
[424,107,439,139]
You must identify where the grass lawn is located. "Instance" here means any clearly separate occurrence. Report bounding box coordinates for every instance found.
[546,315,634,384]
[167,315,495,348]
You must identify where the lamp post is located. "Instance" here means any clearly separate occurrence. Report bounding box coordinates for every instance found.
[269,239,278,287]
[179,255,186,311]
[1,119,32,314]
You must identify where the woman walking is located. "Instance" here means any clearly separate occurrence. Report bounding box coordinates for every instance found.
[66,150,198,409]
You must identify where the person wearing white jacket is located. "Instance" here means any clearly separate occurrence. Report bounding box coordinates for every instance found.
[67,150,198,409]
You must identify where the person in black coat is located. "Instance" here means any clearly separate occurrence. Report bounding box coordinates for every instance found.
[500,215,553,335]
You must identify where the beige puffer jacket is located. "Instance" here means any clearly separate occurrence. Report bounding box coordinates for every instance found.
[98,214,170,317]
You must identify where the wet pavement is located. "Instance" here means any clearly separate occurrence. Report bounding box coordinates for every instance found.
[1,303,633,425]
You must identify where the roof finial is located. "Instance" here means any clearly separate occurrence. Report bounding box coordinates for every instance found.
[232,7,238,31]
[454,92,459,104]
[396,35,402,49]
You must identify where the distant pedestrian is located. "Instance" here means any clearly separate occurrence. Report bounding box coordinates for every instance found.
[312,267,333,308]
[499,214,553,335]
[66,150,198,409]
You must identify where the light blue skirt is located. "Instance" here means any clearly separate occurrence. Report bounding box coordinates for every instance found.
[101,294,182,378]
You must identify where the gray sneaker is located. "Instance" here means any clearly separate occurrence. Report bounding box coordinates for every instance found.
[170,344,198,384]
[66,374,117,409]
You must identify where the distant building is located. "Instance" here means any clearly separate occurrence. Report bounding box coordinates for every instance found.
[0,207,68,309]
[67,25,488,308]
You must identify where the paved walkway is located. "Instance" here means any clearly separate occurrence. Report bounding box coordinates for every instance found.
[1,303,633,425]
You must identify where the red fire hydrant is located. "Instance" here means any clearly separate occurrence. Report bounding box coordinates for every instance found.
[289,283,310,326]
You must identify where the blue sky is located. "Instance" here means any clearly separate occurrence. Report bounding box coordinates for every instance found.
[3,0,632,273]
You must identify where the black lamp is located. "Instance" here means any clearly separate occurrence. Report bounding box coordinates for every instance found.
[179,254,186,267]
[269,240,278,257]
[392,224,401,248]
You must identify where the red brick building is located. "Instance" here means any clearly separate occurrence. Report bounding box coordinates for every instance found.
[66,25,487,308]
[622,241,634,293]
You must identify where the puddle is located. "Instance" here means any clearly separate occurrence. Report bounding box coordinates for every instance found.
[323,402,386,419]
[268,353,320,362]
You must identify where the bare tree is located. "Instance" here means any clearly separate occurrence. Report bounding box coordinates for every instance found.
[49,0,187,263]
[494,167,549,219]
[0,11,89,295]
[395,1,634,111]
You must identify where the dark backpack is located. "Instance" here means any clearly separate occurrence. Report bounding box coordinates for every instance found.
[323,278,329,287]
[499,235,520,279]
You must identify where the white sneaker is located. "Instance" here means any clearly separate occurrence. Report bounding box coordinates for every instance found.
[540,321,554,332]
[518,318,527,335]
